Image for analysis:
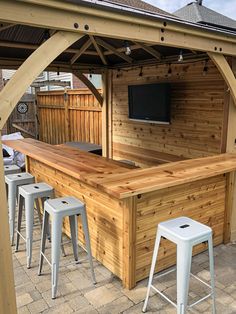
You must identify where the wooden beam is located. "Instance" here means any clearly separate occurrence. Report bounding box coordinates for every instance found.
[0,31,83,129]
[70,38,92,64]
[0,23,15,32]
[102,70,109,157]
[89,35,108,65]
[134,42,161,60]
[224,172,235,244]
[73,71,103,105]
[208,52,236,107]
[2,1,236,57]
[96,38,133,64]
[0,133,17,314]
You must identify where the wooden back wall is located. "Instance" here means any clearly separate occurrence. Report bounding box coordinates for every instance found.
[37,89,102,145]
[111,61,228,167]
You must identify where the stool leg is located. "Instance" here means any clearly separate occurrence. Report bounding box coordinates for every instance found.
[142,231,161,313]
[208,235,216,314]
[38,211,49,276]
[51,215,63,299]
[35,198,42,227]
[69,215,78,262]
[8,182,17,246]
[15,194,24,252]
[81,210,96,284]
[177,243,192,314]
[25,197,35,269]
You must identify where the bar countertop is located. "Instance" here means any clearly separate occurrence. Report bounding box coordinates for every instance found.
[3,138,236,199]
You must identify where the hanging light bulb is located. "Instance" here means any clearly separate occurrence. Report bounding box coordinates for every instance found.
[124,41,131,56]
[139,66,143,77]
[167,64,172,78]
[178,49,183,62]
[203,60,208,76]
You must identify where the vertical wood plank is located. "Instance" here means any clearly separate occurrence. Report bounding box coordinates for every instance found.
[0,136,17,314]
[123,196,137,289]
[64,89,70,142]
[224,172,235,244]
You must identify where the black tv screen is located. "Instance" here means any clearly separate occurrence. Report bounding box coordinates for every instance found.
[128,83,171,124]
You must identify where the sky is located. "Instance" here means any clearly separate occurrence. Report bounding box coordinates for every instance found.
[143,0,236,20]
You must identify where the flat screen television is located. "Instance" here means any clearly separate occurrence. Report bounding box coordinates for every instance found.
[128,83,171,124]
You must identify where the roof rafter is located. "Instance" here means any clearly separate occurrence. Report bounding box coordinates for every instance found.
[0,23,15,32]
[70,38,92,64]
[89,35,108,65]
[134,42,162,60]
[95,37,133,64]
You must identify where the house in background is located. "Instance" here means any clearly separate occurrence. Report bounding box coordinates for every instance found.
[174,0,236,30]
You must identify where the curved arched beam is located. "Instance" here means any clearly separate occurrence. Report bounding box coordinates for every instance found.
[73,71,103,105]
[0,31,83,129]
[0,30,83,314]
[208,52,236,107]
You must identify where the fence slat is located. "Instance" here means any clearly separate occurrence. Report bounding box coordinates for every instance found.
[37,89,102,145]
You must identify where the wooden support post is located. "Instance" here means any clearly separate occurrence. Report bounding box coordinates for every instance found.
[64,89,70,142]
[102,70,109,157]
[72,72,103,106]
[123,197,136,289]
[208,52,236,107]
[0,31,83,313]
[0,31,84,129]
[0,132,17,314]
[224,172,235,244]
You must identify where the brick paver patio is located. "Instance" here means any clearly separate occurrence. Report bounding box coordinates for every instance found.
[13,222,236,314]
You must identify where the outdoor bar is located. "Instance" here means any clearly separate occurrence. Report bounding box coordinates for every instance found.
[1,0,236,312]
[4,138,236,289]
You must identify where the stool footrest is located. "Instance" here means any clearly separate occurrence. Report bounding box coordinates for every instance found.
[16,230,26,242]
[151,270,213,310]
[40,252,52,267]
[150,285,177,308]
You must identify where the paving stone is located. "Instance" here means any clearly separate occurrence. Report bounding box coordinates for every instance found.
[17,293,34,308]
[41,289,66,308]
[84,284,122,308]
[27,298,49,313]
[42,302,74,313]
[98,295,133,313]
[18,306,31,314]
[68,294,91,311]
[74,305,98,314]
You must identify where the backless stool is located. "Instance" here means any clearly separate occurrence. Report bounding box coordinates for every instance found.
[38,196,96,299]
[5,172,35,245]
[143,217,216,314]
[15,182,54,268]
[4,164,21,175]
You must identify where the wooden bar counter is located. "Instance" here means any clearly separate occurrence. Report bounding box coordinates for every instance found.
[4,138,236,289]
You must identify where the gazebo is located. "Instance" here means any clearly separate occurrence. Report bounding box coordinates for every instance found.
[1,1,236,312]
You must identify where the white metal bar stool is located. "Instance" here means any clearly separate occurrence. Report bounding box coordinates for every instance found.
[4,164,21,175]
[5,172,35,245]
[38,196,96,299]
[15,182,54,268]
[143,217,216,314]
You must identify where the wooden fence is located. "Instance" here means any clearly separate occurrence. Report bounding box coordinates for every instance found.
[37,89,102,145]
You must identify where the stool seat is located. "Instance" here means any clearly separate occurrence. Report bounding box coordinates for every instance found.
[19,182,54,199]
[4,164,21,175]
[46,196,84,215]
[5,172,34,184]
[159,217,212,242]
